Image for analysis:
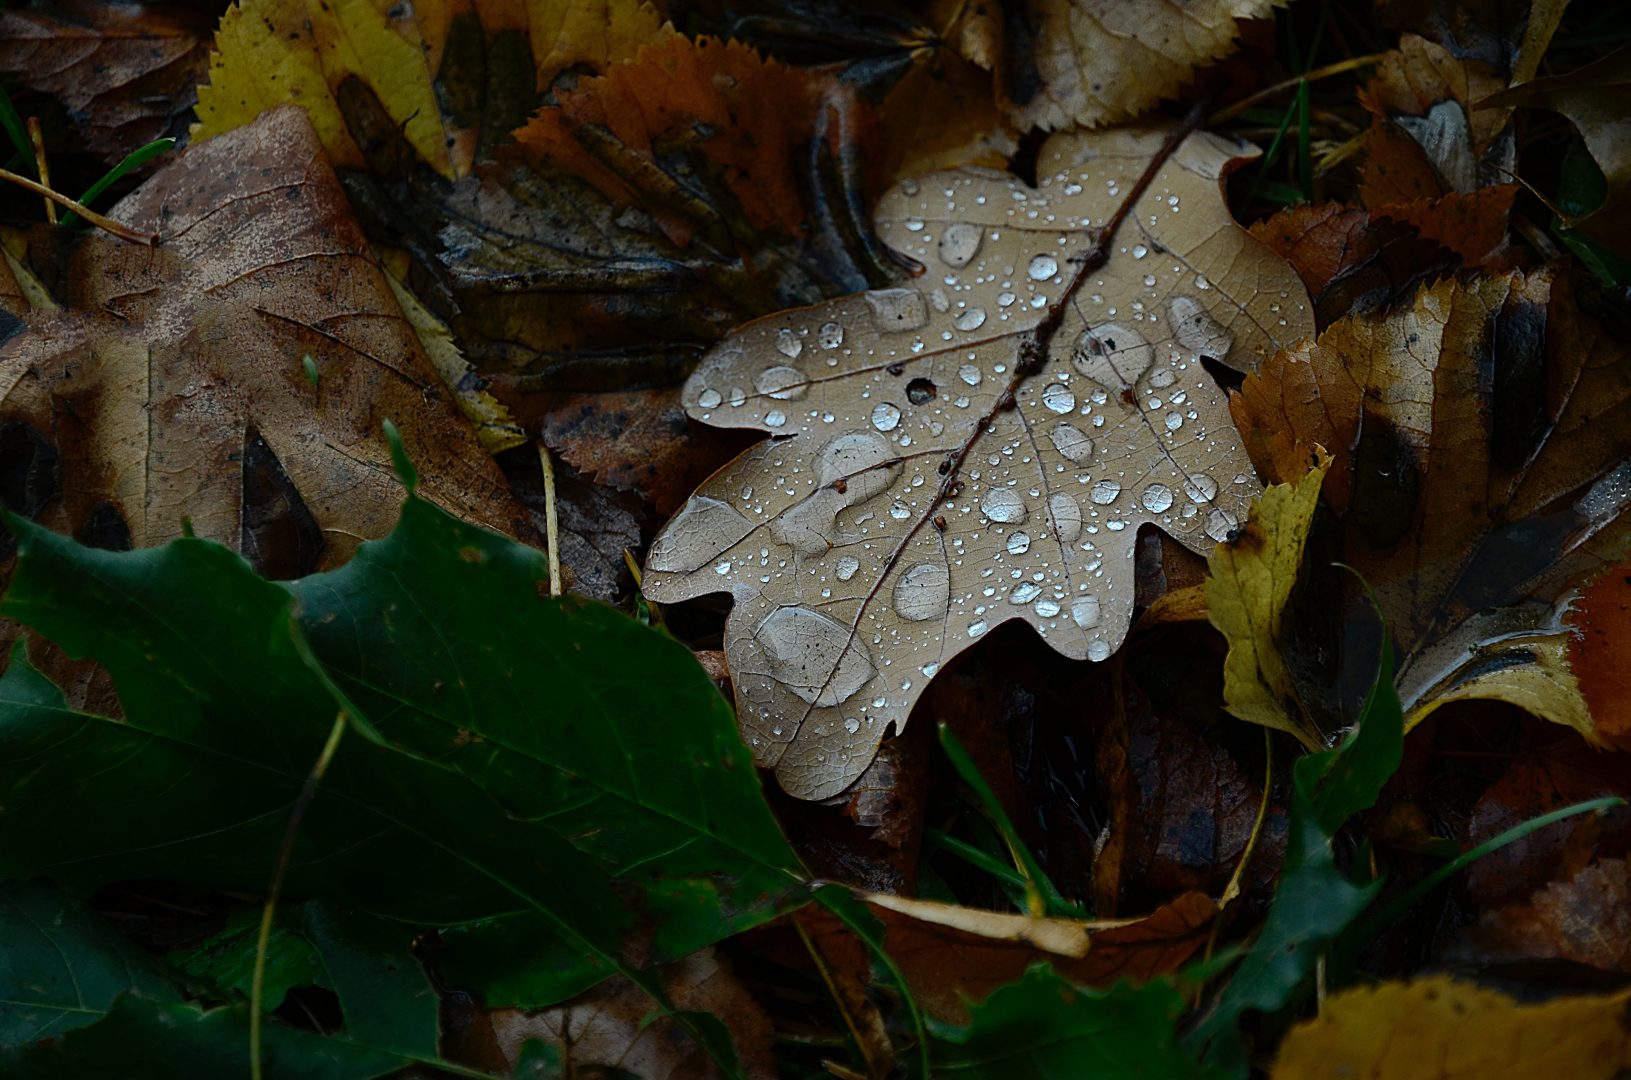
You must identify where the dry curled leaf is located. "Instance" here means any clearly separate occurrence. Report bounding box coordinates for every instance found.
[642,126,1312,799]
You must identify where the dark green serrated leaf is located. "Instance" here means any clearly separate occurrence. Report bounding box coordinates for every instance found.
[0,875,189,1048]
[0,510,628,965]
[929,965,1224,1079]
[287,495,807,996]
[1186,641,1403,1068]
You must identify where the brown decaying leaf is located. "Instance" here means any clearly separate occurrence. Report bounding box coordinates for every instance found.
[643,127,1312,799]
[1249,202,1460,331]
[1232,270,1631,734]
[0,105,529,576]
[1461,733,1631,912]
[481,948,777,1080]
[975,0,1288,132]
[0,3,210,163]
[1357,34,1518,264]
[1464,857,1631,973]
[1568,556,1631,744]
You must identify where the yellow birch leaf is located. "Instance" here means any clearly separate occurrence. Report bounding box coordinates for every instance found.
[1272,976,1631,1079]
[1206,453,1330,748]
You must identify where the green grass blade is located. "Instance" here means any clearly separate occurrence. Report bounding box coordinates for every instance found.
[59,137,176,228]
[0,83,32,174]
[937,724,1086,919]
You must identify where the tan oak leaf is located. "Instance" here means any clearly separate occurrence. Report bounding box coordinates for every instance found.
[642,128,1313,799]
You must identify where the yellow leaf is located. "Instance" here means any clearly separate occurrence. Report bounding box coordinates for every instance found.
[1206,453,1330,748]
[1272,976,1631,1079]
[193,0,672,178]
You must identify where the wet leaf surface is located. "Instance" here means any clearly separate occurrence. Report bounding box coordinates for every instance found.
[644,126,1312,799]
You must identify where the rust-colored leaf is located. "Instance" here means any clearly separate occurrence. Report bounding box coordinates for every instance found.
[1569,556,1631,744]
[1467,857,1631,972]
[643,127,1313,798]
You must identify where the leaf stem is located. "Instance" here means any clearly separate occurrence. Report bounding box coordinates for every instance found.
[26,116,53,224]
[250,709,349,1080]
[0,166,156,245]
[538,442,563,597]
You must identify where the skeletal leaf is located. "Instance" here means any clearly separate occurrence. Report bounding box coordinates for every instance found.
[643,127,1313,799]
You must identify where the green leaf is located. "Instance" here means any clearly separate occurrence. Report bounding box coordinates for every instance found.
[5,995,412,1080]
[928,966,1224,1079]
[0,876,189,1047]
[287,495,808,993]
[1186,640,1403,1067]
[287,903,438,1058]
[171,908,325,1011]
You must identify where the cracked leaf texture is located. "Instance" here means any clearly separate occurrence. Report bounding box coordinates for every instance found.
[643,128,1312,799]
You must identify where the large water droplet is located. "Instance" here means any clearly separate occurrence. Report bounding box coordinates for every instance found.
[1009,581,1042,604]
[1090,479,1121,505]
[1132,244,1148,259]
[1071,595,1101,630]
[939,222,983,267]
[1206,507,1240,542]
[890,500,910,520]
[775,328,803,358]
[816,431,900,506]
[1006,531,1031,555]
[865,287,929,332]
[697,388,723,409]
[836,555,860,581]
[1169,295,1233,361]
[1087,639,1111,661]
[980,487,1027,523]
[647,496,754,573]
[756,364,808,400]
[1027,254,1059,281]
[967,619,988,638]
[1164,412,1184,431]
[753,607,875,707]
[765,410,787,428]
[1049,494,1082,542]
[958,363,983,386]
[1034,598,1061,618]
[955,307,988,332]
[818,322,844,349]
[1141,484,1174,512]
[871,402,902,432]
[1042,383,1077,414]
[1071,322,1153,386]
[1049,423,1094,464]
[1183,474,1219,502]
[893,562,950,621]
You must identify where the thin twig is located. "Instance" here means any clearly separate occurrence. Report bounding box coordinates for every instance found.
[538,442,563,597]
[25,117,53,224]
[1209,53,1389,126]
[1219,728,1275,910]
[250,710,349,1080]
[0,166,156,245]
